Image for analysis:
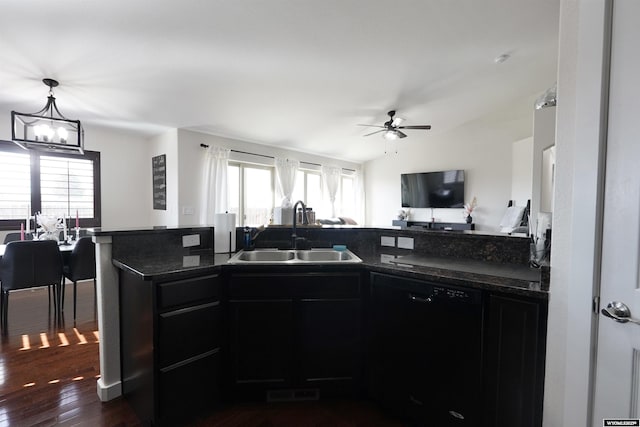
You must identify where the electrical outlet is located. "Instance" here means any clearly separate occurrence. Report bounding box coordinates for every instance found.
[381,236,395,247]
[182,255,200,267]
[182,206,194,215]
[397,237,414,250]
[380,254,396,264]
[182,234,200,248]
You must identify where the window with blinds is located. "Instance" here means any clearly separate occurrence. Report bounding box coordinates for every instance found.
[40,156,94,218]
[0,141,101,229]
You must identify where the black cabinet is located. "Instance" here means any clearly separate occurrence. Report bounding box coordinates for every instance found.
[227,269,362,400]
[229,299,294,392]
[369,272,483,426]
[119,270,222,426]
[483,294,547,427]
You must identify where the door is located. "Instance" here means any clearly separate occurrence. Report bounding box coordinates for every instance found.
[593,0,640,422]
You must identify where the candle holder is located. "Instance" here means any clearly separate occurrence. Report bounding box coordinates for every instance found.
[75,227,80,241]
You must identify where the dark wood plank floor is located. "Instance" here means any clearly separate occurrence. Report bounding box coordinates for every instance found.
[0,281,405,426]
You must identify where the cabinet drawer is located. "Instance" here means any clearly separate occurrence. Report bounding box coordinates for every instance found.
[158,349,220,424]
[158,301,220,368]
[157,274,219,309]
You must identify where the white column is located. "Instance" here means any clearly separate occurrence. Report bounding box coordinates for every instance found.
[93,235,122,401]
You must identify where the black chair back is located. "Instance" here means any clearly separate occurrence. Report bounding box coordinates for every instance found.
[3,232,33,244]
[0,240,63,291]
[66,237,96,282]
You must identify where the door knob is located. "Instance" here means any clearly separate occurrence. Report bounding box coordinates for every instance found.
[601,301,640,325]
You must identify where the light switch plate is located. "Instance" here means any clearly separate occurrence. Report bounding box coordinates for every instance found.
[397,236,414,250]
[381,236,395,247]
[182,234,200,248]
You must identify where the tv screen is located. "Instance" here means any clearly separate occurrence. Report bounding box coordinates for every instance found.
[401,170,465,208]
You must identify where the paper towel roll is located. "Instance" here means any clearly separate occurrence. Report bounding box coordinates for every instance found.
[214,213,236,253]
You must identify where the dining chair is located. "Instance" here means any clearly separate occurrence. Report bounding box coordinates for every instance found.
[3,232,33,244]
[62,236,96,322]
[0,240,63,333]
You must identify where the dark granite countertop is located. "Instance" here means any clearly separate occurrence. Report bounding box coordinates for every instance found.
[88,225,214,237]
[112,249,547,299]
[113,252,232,280]
[360,253,546,299]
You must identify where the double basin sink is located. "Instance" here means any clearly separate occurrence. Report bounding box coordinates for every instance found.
[227,248,362,264]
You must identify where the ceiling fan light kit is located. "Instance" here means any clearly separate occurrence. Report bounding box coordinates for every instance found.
[11,78,84,154]
[358,110,431,141]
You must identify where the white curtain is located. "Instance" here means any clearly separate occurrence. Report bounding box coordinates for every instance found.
[322,165,341,217]
[200,146,230,224]
[275,157,299,207]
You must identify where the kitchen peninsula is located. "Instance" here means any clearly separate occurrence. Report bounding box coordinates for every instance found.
[91,225,547,426]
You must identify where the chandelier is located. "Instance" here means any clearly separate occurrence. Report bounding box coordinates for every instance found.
[11,78,84,154]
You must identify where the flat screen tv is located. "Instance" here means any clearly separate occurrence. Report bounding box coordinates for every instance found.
[401,170,465,208]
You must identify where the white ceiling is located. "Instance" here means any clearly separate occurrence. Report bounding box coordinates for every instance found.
[0,0,559,163]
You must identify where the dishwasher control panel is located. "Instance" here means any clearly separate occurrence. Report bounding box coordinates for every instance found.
[432,285,482,304]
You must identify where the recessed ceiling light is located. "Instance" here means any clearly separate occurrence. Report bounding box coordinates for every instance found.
[494,53,511,64]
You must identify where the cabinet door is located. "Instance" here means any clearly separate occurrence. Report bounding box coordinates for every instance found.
[297,297,361,395]
[484,294,547,427]
[229,299,294,396]
[369,274,412,411]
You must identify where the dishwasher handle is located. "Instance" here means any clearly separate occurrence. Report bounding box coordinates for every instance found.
[408,293,432,303]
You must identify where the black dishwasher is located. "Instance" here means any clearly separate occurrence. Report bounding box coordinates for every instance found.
[370,273,483,426]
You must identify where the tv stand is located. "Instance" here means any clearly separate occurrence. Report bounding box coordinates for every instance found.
[392,220,475,231]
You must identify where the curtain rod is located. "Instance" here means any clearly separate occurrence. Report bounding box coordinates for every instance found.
[199,144,355,172]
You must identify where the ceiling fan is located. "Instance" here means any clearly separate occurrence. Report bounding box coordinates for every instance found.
[358,110,431,140]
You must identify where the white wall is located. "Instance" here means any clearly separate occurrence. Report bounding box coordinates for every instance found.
[176,129,208,226]
[84,125,152,228]
[511,137,533,206]
[543,0,609,425]
[364,100,534,231]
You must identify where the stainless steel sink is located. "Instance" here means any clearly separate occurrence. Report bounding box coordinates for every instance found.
[227,248,362,264]
[234,250,296,262]
[295,249,355,262]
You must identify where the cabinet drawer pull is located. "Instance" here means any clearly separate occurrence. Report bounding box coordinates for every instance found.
[409,294,432,303]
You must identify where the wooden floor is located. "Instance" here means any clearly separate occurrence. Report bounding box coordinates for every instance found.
[0,282,405,426]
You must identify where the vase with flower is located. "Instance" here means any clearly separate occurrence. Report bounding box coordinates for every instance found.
[464,197,477,224]
[36,213,62,242]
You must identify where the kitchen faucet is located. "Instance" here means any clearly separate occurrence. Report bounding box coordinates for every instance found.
[291,200,309,249]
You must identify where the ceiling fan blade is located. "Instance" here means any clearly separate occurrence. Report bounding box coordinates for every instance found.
[357,124,384,128]
[363,129,386,137]
[396,130,408,138]
[397,125,432,130]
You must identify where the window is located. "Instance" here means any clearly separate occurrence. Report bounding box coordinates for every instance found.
[292,169,322,212]
[226,158,359,226]
[0,141,101,230]
[228,162,274,226]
